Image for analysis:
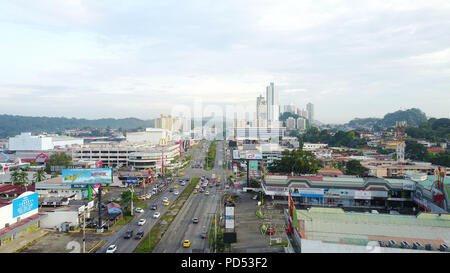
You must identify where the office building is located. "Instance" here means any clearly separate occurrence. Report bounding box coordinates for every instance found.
[286,117,296,130]
[266,82,279,122]
[256,95,267,127]
[297,117,306,130]
[306,103,314,122]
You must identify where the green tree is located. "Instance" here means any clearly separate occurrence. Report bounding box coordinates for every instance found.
[121,189,138,204]
[345,160,365,176]
[405,141,428,161]
[33,168,47,183]
[45,152,73,173]
[11,170,29,186]
[268,149,319,175]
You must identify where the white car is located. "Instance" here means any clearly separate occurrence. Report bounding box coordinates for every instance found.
[138,219,146,226]
[205,191,209,195]
[106,244,117,253]
[162,197,169,203]
[153,212,161,218]
[135,208,144,213]
[174,191,179,195]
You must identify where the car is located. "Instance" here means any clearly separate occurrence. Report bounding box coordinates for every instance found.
[164,201,170,206]
[200,231,208,239]
[378,241,385,247]
[134,231,144,240]
[151,204,158,210]
[400,241,410,249]
[145,193,152,199]
[193,189,198,194]
[205,191,209,195]
[153,212,161,218]
[138,196,146,201]
[440,244,449,252]
[124,230,133,239]
[135,208,144,213]
[192,217,199,224]
[106,244,117,253]
[412,242,423,250]
[138,219,146,226]
[162,197,169,203]
[388,240,397,248]
[199,188,204,193]
[174,185,179,189]
[174,191,179,195]
[169,188,174,192]
[183,240,191,248]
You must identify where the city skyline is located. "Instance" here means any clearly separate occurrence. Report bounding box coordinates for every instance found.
[1,1,450,124]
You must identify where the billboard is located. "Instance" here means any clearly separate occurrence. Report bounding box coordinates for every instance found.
[249,160,258,171]
[354,190,372,200]
[291,188,324,198]
[62,168,112,184]
[13,192,38,218]
[245,152,263,160]
[233,150,240,160]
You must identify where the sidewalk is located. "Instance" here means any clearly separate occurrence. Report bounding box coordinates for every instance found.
[0,228,49,253]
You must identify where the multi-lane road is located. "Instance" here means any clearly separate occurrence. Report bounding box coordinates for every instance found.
[153,140,227,253]
[97,140,216,253]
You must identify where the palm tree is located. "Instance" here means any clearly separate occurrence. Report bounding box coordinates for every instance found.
[10,169,21,185]
[33,168,47,183]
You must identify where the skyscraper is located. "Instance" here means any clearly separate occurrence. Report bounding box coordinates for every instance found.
[306,103,314,122]
[256,94,267,127]
[266,82,279,122]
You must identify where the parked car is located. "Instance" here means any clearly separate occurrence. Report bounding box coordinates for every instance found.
[400,241,410,249]
[106,244,117,253]
[412,242,423,250]
[138,219,146,226]
[153,212,161,218]
[124,230,133,239]
[388,240,397,248]
[440,244,449,252]
[134,231,144,240]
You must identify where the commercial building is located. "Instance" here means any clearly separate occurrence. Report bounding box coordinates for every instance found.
[8,133,83,151]
[72,141,179,171]
[0,192,47,250]
[233,127,286,141]
[302,143,328,151]
[126,128,171,144]
[256,95,267,127]
[286,117,296,130]
[296,117,306,130]
[262,174,418,212]
[291,207,450,253]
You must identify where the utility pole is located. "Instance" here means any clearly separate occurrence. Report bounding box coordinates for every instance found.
[83,207,86,253]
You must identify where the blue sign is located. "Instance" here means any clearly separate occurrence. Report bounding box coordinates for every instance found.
[126,178,138,184]
[13,192,38,218]
[71,184,89,189]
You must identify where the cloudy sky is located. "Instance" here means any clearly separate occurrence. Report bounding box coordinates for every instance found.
[1,0,449,124]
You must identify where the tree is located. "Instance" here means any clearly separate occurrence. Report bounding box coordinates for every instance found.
[121,189,138,204]
[268,149,319,175]
[33,168,47,183]
[45,152,73,174]
[11,169,28,186]
[345,160,365,176]
[405,141,428,161]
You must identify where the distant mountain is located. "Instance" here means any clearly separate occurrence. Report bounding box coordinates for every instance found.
[0,114,155,138]
[345,108,428,130]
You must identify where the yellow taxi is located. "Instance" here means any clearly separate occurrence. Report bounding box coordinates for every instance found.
[164,200,170,206]
[193,189,198,194]
[183,240,191,248]
[138,196,146,201]
[174,185,179,189]
[179,173,185,176]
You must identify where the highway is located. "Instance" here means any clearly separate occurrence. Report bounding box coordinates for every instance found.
[153,140,227,253]
[97,140,211,253]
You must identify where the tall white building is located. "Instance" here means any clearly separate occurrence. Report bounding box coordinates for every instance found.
[126,128,171,144]
[307,103,314,122]
[256,94,267,127]
[266,82,279,122]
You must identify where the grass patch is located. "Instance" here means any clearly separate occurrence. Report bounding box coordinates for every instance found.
[205,141,216,171]
[269,241,288,247]
[134,177,200,253]
[114,215,133,227]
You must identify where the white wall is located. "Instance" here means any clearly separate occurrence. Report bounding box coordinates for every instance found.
[40,210,79,229]
[0,192,39,229]
[9,133,54,151]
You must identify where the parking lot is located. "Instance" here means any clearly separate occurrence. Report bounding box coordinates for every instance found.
[20,230,105,253]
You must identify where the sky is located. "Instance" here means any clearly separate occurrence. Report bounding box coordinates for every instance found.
[0,0,449,124]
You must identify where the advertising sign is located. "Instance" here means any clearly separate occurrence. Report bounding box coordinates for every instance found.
[12,192,38,218]
[233,150,240,160]
[62,168,112,184]
[71,184,89,189]
[249,160,258,171]
[126,177,139,184]
[291,188,324,198]
[245,152,263,160]
[354,190,372,200]
[225,206,234,216]
[225,219,235,229]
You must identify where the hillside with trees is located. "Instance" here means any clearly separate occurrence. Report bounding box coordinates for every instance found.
[0,114,155,138]
[345,108,428,130]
